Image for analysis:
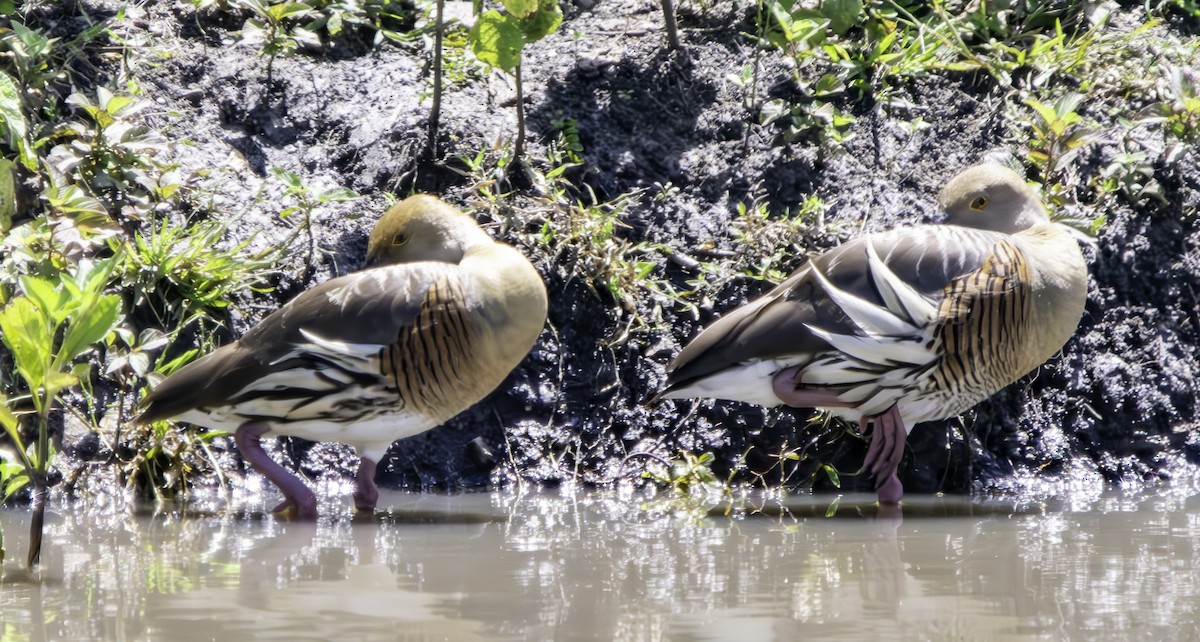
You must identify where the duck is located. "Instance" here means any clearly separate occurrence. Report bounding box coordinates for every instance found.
[656,163,1088,504]
[136,194,548,518]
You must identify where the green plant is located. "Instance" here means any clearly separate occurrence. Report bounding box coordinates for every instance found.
[0,70,37,172]
[1147,0,1200,18]
[46,88,180,216]
[468,0,562,161]
[1153,66,1200,145]
[0,257,123,568]
[757,1,972,153]
[0,5,251,543]
[1020,93,1099,197]
[0,21,64,117]
[298,0,413,47]
[644,451,717,494]
[761,98,855,149]
[238,0,312,87]
[674,195,826,306]
[1093,148,1166,208]
[731,195,825,283]
[537,193,645,300]
[112,215,281,329]
[270,167,358,278]
[120,342,228,501]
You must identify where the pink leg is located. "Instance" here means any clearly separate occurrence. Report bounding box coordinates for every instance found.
[354,457,379,513]
[772,366,852,408]
[775,367,906,505]
[860,404,907,505]
[234,422,318,520]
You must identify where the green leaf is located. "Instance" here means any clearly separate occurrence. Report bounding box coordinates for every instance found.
[0,396,18,435]
[18,275,70,325]
[270,166,303,190]
[318,187,358,202]
[824,495,841,517]
[822,464,840,488]
[521,0,563,42]
[0,71,35,171]
[41,370,79,398]
[0,297,53,392]
[823,0,861,35]
[103,94,136,117]
[0,158,14,234]
[4,471,29,498]
[869,30,897,60]
[501,0,538,18]
[470,10,524,72]
[46,183,109,219]
[269,2,311,22]
[326,10,343,36]
[57,293,122,365]
[1024,97,1059,126]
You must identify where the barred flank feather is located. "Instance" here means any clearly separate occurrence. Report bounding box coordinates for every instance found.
[381,276,479,420]
[930,238,1032,407]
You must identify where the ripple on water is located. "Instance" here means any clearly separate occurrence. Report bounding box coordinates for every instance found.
[3,483,1200,641]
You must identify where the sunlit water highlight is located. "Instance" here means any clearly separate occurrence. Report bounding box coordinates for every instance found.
[3,484,1200,641]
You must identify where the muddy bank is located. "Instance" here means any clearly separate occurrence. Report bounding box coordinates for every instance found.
[67,0,1200,496]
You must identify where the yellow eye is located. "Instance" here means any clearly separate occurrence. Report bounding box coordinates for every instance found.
[392,233,409,246]
[969,196,988,211]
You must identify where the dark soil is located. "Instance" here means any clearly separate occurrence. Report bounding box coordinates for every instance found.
[107,0,1200,496]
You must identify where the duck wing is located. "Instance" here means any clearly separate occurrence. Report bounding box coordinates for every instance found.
[661,224,1019,393]
[136,262,463,425]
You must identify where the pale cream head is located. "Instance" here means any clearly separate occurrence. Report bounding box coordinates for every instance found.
[365,194,491,268]
[938,163,1049,234]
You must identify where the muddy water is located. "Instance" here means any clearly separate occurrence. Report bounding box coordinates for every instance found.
[2,485,1199,641]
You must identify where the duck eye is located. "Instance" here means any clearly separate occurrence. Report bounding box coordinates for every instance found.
[969,196,989,211]
[392,232,409,246]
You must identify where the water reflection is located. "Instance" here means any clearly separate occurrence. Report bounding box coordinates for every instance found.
[3,486,1200,640]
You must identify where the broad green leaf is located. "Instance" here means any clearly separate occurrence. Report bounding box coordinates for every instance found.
[57,293,122,365]
[0,158,14,234]
[41,369,78,398]
[824,496,841,517]
[521,0,563,42]
[1024,97,1058,126]
[18,275,69,325]
[269,2,311,22]
[0,71,35,170]
[4,471,29,499]
[823,0,861,35]
[326,10,343,36]
[95,85,113,110]
[103,94,136,117]
[237,0,269,16]
[69,91,116,129]
[0,297,53,390]
[0,396,17,434]
[77,256,119,308]
[318,187,358,202]
[501,0,538,18]
[470,11,524,72]
[128,351,150,377]
[822,464,841,487]
[46,183,108,219]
